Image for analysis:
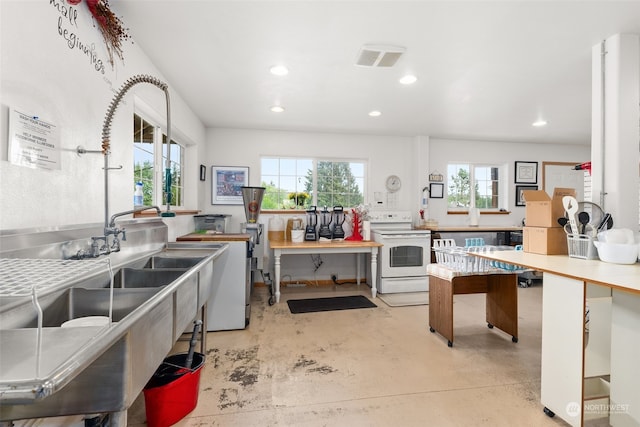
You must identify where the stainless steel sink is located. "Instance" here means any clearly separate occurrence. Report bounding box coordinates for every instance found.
[116,267,186,287]
[143,256,204,269]
[37,287,164,328]
[0,221,227,424]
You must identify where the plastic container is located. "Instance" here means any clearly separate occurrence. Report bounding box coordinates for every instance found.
[134,182,144,206]
[593,241,638,264]
[143,352,205,427]
[268,216,285,242]
[291,229,305,242]
[597,228,634,244]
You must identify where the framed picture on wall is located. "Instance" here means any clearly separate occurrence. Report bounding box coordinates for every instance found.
[515,185,538,206]
[429,183,444,198]
[211,166,249,205]
[515,161,538,184]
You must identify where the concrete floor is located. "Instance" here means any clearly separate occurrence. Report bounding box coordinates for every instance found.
[128,283,569,427]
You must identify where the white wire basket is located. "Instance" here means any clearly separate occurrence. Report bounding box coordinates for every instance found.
[432,239,525,273]
[567,234,598,260]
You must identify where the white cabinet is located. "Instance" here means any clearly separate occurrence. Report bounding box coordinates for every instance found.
[474,250,640,427]
[540,273,639,426]
[208,240,250,331]
[610,291,640,426]
[540,273,585,426]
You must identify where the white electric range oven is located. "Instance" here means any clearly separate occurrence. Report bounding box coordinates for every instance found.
[366,211,431,293]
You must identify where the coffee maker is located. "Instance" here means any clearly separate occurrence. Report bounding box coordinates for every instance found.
[305,206,318,241]
[318,206,333,240]
[332,206,346,239]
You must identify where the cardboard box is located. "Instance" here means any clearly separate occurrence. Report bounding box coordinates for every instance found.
[523,226,568,255]
[523,187,576,228]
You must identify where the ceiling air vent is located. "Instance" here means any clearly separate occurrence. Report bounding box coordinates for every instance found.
[355,45,406,67]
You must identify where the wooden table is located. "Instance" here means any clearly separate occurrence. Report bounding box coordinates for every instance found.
[427,264,518,347]
[269,240,383,303]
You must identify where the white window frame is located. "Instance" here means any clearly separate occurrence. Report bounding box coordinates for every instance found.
[446,162,508,212]
[260,156,367,209]
[133,109,185,209]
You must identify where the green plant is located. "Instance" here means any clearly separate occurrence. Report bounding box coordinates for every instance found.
[288,192,309,207]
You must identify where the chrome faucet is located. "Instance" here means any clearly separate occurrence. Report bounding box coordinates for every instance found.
[72,75,171,260]
[103,206,162,253]
[83,74,172,259]
[100,74,173,231]
[71,206,161,259]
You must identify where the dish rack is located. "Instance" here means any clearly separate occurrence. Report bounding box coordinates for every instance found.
[567,233,598,260]
[433,239,524,273]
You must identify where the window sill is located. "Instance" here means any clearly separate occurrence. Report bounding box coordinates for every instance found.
[261,209,318,215]
[134,209,200,218]
[447,210,511,215]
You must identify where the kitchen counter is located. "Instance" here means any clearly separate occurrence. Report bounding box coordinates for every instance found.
[474,250,639,293]
[177,232,251,242]
[415,225,523,232]
[472,249,639,426]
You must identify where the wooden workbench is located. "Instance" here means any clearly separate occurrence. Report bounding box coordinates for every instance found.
[269,240,383,303]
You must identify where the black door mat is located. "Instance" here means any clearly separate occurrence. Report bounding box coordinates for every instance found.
[287,295,377,314]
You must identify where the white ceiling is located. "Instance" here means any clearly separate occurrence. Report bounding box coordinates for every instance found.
[113,1,640,145]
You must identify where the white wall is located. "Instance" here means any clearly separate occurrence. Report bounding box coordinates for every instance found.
[428,138,591,227]
[201,127,417,232]
[200,128,590,231]
[201,128,590,281]
[0,1,205,231]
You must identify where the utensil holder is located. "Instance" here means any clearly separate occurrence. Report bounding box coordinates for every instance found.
[567,233,598,260]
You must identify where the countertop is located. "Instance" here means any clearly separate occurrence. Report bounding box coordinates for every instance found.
[270,240,382,249]
[177,232,251,242]
[474,250,640,294]
[415,225,523,232]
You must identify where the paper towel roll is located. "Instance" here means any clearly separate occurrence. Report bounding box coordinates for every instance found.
[362,220,371,241]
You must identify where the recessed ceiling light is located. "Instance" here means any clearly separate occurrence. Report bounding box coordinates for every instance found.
[368,110,382,117]
[532,120,547,127]
[399,75,417,85]
[270,105,285,113]
[269,65,289,76]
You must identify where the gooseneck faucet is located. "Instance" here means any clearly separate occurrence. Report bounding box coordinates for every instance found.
[80,75,173,258]
[101,74,173,230]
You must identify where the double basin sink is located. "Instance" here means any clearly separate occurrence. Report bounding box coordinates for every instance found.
[0,243,225,421]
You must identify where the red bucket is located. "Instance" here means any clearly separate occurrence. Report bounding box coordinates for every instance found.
[143,352,205,427]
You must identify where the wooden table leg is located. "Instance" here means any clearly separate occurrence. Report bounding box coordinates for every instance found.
[486,274,518,342]
[428,275,454,347]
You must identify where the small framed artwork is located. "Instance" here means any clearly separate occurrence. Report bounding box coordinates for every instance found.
[211,166,249,205]
[515,185,538,207]
[199,165,206,181]
[515,161,538,184]
[429,182,444,199]
[429,173,443,182]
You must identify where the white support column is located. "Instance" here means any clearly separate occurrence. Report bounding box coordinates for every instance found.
[591,34,640,230]
[413,135,430,222]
